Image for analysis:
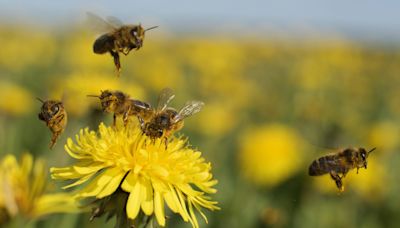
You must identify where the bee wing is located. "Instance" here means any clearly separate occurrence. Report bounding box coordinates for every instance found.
[106,16,124,28]
[156,88,175,112]
[172,101,204,124]
[324,154,350,170]
[86,12,118,33]
[132,99,152,111]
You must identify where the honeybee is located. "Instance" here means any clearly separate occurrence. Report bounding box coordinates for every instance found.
[140,88,204,146]
[87,12,158,76]
[37,98,67,149]
[308,147,376,192]
[87,90,153,126]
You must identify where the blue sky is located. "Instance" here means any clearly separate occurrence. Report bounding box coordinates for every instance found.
[1,0,399,39]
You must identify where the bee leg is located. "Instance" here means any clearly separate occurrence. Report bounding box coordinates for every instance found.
[138,117,145,131]
[110,51,121,76]
[122,47,131,55]
[356,167,359,174]
[123,110,130,127]
[330,171,344,192]
[164,137,168,149]
[50,131,60,149]
[113,114,116,126]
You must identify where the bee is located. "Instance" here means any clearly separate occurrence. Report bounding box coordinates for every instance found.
[87,90,153,126]
[37,98,67,149]
[308,147,376,192]
[87,12,158,76]
[141,88,204,146]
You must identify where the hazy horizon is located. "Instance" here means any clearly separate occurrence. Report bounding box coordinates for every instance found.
[1,0,400,41]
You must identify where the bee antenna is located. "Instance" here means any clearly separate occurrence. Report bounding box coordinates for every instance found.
[145,26,159,32]
[368,147,376,154]
[36,97,45,103]
[87,95,99,98]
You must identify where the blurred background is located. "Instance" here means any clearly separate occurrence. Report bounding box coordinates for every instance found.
[1,0,400,227]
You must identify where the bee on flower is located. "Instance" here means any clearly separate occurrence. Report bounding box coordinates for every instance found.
[51,120,219,228]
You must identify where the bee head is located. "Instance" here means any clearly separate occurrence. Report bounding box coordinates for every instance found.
[99,90,113,99]
[130,25,145,48]
[102,97,117,113]
[99,90,127,113]
[38,100,63,121]
[359,147,376,169]
[130,24,158,48]
[88,91,112,112]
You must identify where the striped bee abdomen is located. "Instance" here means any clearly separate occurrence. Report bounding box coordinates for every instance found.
[93,34,115,54]
[308,155,336,176]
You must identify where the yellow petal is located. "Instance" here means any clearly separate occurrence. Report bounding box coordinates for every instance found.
[121,171,137,192]
[126,180,145,219]
[34,193,79,217]
[21,153,33,176]
[62,172,96,189]
[96,170,125,198]
[73,162,104,175]
[193,203,209,224]
[78,167,121,198]
[168,185,189,221]
[188,201,199,228]
[141,178,154,215]
[164,187,180,213]
[179,184,201,197]
[176,188,190,220]
[2,155,17,168]
[65,139,87,159]
[154,191,165,226]
[50,167,81,179]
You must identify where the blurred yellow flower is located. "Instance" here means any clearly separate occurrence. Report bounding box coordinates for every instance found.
[51,72,145,116]
[181,38,244,77]
[0,80,33,116]
[130,51,185,91]
[345,159,387,199]
[62,31,112,72]
[51,121,219,228]
[195,102,236,137]
[239,124,306,187]
[368,122,399,154]
[0,153,77,226]
[0,28,56,72]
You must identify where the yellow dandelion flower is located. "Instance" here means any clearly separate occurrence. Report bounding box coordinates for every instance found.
[239,124,307,187]
[0,80,33,116]
[130,52,184,91]
[0,153,77,226]
[368,122,399,154]
[51,121,219,228]
[195,103,236,137]
[345,159,388,199]
[62,31,111,71]
[0,28,56,72]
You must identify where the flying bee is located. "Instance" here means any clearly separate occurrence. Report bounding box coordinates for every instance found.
[308,147,376,192]
[141,88,204,146]
[37,98,67,149]
[88,90,153,126]
[87,12,158,76]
